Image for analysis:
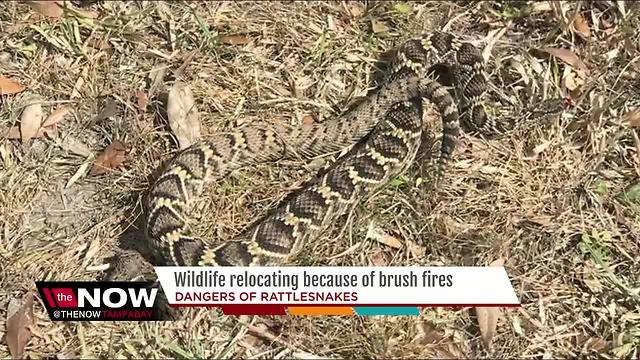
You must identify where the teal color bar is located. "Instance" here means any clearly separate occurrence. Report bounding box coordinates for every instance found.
[354,307,420,316]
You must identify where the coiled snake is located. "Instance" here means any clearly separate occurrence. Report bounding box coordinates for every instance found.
[143,31,566,267]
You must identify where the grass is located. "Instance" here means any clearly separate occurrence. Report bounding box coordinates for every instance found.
[1,0,639,358]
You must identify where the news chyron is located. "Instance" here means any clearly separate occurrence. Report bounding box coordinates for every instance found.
[35,281,166,321]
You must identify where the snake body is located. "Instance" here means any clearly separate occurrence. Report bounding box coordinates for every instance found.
[144,32,564,267]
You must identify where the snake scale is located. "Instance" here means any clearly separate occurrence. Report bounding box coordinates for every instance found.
[144,31,566,267]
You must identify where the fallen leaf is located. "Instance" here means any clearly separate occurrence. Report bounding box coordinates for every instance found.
[563,68,586,92]
[531,139,553,156]
[20,97,44,144]
[348,4,364,17]
[530,1,552,14]
[476,307,500,350]
[6,292,34,359]
[371,19,388,34]
[220,34,249,45]
[582,337,608,352]
[135,91,148,111]
[57,134,92,157]
[167,83,201,149]
[0,76,25,95]
[623,108,640,128]
[70,68,86,99]
[539,47,589,74]
[572,13,591,40]
[41,105,70,128]
[366,223,403,249]
[26,0,64,18]
[89,140,128,176]
[302,114,315,125]
[371,252,387,266]
[4,126,51,140]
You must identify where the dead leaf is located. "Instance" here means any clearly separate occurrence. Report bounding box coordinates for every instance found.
[539,47,589,74]
[476,307,500,350]
[302,114,315,125]
[70,68,86,99]
[4,126,51,140]
[348,4,364,17]
[530,139,553,156]
[20,97,44,144]
[0,76,25,95]
[371,19,388,34]
[220,34,249,45]
[89,140,128,176]
[41,105,70,128]
[6,292,34,359]
[563,68,586,92]
[366,223,403,249]
[371,252,387,266]
[167,83,201,149]
[58,135,92,157]
[135,91,148,111]
[582,337,608,352]
[623,108,640,128]
[572,13,591,40]
[26,0,64,18]
[489,257,505,267]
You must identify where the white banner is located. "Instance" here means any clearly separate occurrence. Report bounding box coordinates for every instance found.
[154,267,520,306]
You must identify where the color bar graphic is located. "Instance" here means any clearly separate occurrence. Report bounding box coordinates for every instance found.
[219,305,287,315]
[288,307,354,316]
[354,307,421,316]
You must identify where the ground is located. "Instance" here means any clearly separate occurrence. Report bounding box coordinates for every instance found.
[1,1,639,359]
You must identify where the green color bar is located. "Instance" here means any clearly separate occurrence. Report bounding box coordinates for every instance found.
[354,307,420,316]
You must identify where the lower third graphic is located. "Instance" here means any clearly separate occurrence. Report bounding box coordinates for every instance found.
[36,281,166,321]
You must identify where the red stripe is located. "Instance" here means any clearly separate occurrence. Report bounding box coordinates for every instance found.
[42,288,57,308]
[220,305,287,315]
[171,303,521,308]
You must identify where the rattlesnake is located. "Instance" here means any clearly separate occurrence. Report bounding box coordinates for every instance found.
[143,31,566,267]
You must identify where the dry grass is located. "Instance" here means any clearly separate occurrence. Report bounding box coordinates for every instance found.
[1,0,639,358]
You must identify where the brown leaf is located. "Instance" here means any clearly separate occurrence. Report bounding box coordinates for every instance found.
[220,34,249,45]
[20,98,44,144]
[90,140,128,176]
[302,114,315,125]
[371,251,387,266]
[539,47,589,74]
[476,307,500,350]
[26,0,64,18]
[0,76,25,95]
[572,13,591,40]
[135,91,148,111]
[6,292,34,359]
[623,108,640,128]
[167,83,201,149]
[41,105,70,128]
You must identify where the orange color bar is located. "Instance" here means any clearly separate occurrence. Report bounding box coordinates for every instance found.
[287,307,354,316]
